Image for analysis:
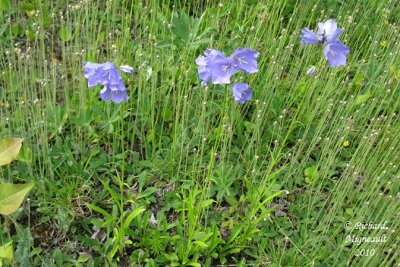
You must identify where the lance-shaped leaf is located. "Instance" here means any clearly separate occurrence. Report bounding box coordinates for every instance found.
[17,145,32,163]
[0,241,13,263]
[0,138,23,166]
[0,183,34,215]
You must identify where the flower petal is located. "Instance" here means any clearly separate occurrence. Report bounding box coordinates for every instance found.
[300,28,319,44]
[89,62,118,86]
[210,56,236,84]
[195,55,208,66]
[327,28,343,43]
[198,65,212,85]
[230,48,259,74]
[110,90,129,103]
[99,85,113,101]
[83,62,102,87]
[100,85,129,103]
[109,78,127,91]
[318,19,337,37]
[323,41,350,67]
[204,48,226,58]
[196,49,227,86]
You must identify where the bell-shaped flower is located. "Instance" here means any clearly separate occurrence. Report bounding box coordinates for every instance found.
[83,62,130,103]
[232,83,252,104]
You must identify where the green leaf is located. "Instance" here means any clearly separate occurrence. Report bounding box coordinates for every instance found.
[193,240,208,248]
[304,165,319,183]
[137,187,158,199]
[20,2,34,11]
[163,253,179,261]
[187,262,201,267]
[201,199,216,208]
[11,24,24,37]
[77,254,91,263]
[353,71,364,86]
[243,121,256,131]
[17,145,32,163]
[172,12,190,40]
[227,226,243,244]
[0,138,23,166]
[355,91,371,105]
[0,183,34,215]
[59,26,72,42]
[97,31,105,44]
[0,241,13,263]
[122,206,146,230]
[220,256,227,264]
[85,202,113,220]
[258,190,284,209]
[99,179,119,203]
[227,248,241,254]
[0,0,11,11]
[163,108,173,122]
[53,248,64,266]
[138,171,152,192]
[146,130,155,142]
[345,207,353,216]
[156,38,175,49]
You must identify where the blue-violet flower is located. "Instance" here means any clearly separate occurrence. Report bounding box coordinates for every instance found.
[83,62,130,103]
[232,83,252,104]
[300,19,350,67]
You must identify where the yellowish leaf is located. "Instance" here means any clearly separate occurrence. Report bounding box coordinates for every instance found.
[0,183,34,215]
[0,241,13,263]
[0,138,23,166]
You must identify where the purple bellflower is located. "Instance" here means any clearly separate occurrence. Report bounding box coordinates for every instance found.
[232,83,252,104]
[83,62,130,103]
[196,49,235,85]
[196,48,259,86]
[300,19,350,67]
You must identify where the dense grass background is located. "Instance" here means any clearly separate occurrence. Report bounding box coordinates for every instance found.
[0,0,399,266]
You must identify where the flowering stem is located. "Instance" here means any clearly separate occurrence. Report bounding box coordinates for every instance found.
[119,101,126,256]
[120,102,126,184]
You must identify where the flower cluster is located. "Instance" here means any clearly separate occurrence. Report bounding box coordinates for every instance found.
[300,19,350,67]
[195,48,259,103]
[83,62,133,103]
